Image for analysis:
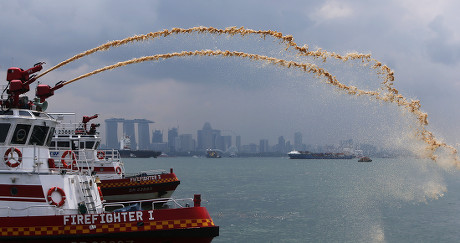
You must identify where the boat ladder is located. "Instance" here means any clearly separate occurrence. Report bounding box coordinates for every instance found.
[78,178,97,214]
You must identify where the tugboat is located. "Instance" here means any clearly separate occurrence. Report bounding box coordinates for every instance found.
[0,63,219,242]
[48,113,180,202]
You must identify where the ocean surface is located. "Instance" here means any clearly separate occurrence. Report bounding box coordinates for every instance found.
[123,157,460,243]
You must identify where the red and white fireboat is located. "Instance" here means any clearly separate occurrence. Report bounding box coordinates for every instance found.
[0,63,219,242]
[48,113,180,202]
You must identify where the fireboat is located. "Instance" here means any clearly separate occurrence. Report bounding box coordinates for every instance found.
[48,113,180,202]
[0,63,219,242]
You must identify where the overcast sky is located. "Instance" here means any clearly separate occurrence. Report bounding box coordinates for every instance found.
[1,0,460,152]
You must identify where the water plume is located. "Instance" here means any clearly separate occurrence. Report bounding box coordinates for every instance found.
[59,49,459,167]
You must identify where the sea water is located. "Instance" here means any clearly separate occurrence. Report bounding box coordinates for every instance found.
[124,157,460,243]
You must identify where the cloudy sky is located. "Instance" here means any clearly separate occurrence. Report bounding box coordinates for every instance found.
[1,0,460,151]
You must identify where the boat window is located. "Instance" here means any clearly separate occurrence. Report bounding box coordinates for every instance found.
[86,141,95,149]
[94,141,100,149]
[19,110,32,117]
[57,141,70,149]
[11,124,31,145]
[50,141,56,148]
[46,127,55,146]
[0,123,11,143]
[32,112,43,117]
[29,125,50,146]
[0,110,14,116]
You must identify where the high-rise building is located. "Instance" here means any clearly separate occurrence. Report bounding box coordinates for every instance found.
[152,130,163,143]
[105,118,124,149]
[197,122,221,151]
[168,127,178,152]
[178,134,195,152]
[136,119,154,150]
[294,132,305,151]
[259,139,269,153]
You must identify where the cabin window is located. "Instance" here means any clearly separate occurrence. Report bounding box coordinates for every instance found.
[50,141,56,148]
[11,124,31,145]
[19,110,32,117]
[29,125,50,146]
[57,141,70,149]
[0,110,13,115]
[46,127,55,146]
[86,141,95,149]
[0,123,11,143]
[94,141,100,149]
[80,142,85,149]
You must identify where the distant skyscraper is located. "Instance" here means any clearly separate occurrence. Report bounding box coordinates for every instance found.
[294,132,305,151]
[168,127,178,152]
[178,134,195,152]
[236,136,241,151]
[277,136,286,153]
[105,118,123,149]
[152,130,163,143]
[136,119,153,150]
[197,122,221,151]
[259,139,269,153]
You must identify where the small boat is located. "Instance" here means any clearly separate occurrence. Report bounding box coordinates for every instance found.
[48,113,180,202]
[206,149,222,158]
[358,157,372,162]
[0,63,218,242]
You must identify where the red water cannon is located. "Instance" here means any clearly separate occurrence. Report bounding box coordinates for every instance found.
[5,62,45,107]
[82,114,99,124]
[35,81,65,102]
[7,62,44,82]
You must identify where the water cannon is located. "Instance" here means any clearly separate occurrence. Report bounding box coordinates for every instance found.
[7,62,44,82]
[82,114,99,124]
[35,81,65,102]
[4,62,45,108]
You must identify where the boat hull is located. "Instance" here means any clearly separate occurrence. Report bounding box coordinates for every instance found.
[288,153,355,159]
[0,207,218,242]
[99,173,180,202]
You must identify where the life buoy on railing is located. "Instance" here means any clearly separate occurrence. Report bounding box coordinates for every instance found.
[115,166,122,175]
[4,147,22,168]
[47,187,66,207]
[61,150,77,169]
[97,151,105,160]
[98,186,104,201]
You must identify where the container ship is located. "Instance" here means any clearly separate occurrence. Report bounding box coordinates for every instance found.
[288,150,355,159]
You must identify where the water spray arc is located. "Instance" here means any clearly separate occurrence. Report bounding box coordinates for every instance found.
[32,27,458,167]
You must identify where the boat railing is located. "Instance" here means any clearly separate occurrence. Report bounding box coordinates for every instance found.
[0,204,70,217]
[125,169,169,177]
[103,196,198,212]
[98,149,123,163]
[51,149,93,175]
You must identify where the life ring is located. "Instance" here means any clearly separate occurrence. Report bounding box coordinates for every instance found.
[47,187,66,207]
[98,186,104,201]
[115,166,122,175]
[61,150,77,169]
[97,151,105,160]
[4,147,22,168]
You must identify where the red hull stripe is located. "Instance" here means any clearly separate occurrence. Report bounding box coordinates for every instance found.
[0,197,46,203]
[100,177,179,188]
[0,218,215,237]
[0,184,44,198]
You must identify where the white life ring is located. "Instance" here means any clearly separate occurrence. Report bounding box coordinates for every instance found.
[4,147,22,168]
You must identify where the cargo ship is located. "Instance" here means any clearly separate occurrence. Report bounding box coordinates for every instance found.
[288,150,355,159]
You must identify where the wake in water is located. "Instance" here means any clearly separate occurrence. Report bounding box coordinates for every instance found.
[35,27,458,167]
